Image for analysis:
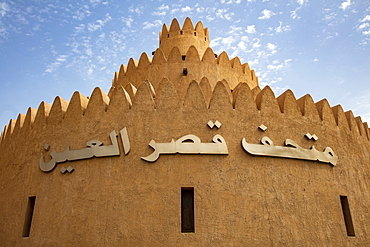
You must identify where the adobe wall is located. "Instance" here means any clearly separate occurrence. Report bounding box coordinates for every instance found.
[1,79,370,246]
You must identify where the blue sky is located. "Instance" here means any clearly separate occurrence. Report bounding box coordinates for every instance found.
[0,0,369,129]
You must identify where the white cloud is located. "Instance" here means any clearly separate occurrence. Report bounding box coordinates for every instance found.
[258,9,275,20]
[339,0,352,11]
[0,2,10,17]
[158,4,169,11]
[87,14,112,32]
[291,7,301,19]
[143,20,162,29]
[275,21,291,33]
[221,0,241,4]
[297,0,306,5]
[246,25,256,34]
[237,41,246,50]
[360,15,370,22]
[152,11,166,16]
[266,43,276,50]
[45,55,68,73]
[216,8,234,21]
[222,36,234,46]
[252,40,261,48]
[122,17,134,28]
[129,5,144,14]
[181,6,192,12]
[359,23,370,29]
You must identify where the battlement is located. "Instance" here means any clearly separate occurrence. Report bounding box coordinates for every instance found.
[1,80,369,146]
[159,18,210,58]
[112,46,259,97]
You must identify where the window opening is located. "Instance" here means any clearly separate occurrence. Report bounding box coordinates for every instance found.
[340,195,355,236]
[181,188,194,233]
[22,196,36,237]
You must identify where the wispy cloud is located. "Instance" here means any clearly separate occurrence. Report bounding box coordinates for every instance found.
[0,2,10,17]
[143,20,162,29]
[87,13,112,32]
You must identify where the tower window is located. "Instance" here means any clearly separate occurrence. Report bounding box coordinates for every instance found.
[194,32,196,36]
[181,188,194,233]
[340,195,355,236]
[22,196,36,237]
[182,55,186,61]
[180,31,183,35]
[167,34,170,38]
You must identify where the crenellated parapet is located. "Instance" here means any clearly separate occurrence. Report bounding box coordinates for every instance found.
[159,18,210,58]
[1,80,369,146]
[112,46,258,99]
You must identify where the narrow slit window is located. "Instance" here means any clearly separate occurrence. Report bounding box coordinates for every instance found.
[181,188,194,233]
[340,195,355,236]
[22,196,36,237]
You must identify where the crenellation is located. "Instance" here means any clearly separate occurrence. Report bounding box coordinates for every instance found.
[107,85,115,98]
[251,86,261,100]
[124,83,137,103]
[331,105,350,131]
[5,119,16,138]
[13,113,26,134]
[209,81,233,111]
[315,99,336,126]
[183,80,207,110]
[296,94,321,124]
[34,101,52,128]
[156,77,180,111]
[84,87,110,119]
[175,76,190,103]
[117,64,127,86]
[106,86,131,116]
[48,96,69,125]
[131,81,156,111]
[182,17,194,31]
[255,86,280,115]
[202,47,216,64]
[169,18,181,32]
[363,122,370,140]
[185,45,200,63]
[276,90,302,116]
[1,125,8,143]
[345,110,360,136]
[64,91,89,120]
[22,107,37,132]
[167,46,182,63]
[125,58,139,88]
[355,116,366,137]
[232,82,257,113]
[199,77,212,105]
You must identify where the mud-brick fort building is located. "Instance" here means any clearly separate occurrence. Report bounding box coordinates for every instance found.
[1,17,370,246]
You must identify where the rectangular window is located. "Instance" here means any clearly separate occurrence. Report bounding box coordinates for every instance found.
[340,195,355,236]
[22,196,36,237]
[181,188,194,233]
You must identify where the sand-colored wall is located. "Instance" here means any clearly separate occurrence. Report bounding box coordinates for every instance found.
[1,80,370,246]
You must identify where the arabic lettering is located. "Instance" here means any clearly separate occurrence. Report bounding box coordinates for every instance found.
[120,127,130,155]
[241,136,338,166]
[141,134,229,162]
[40,130,121,172]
